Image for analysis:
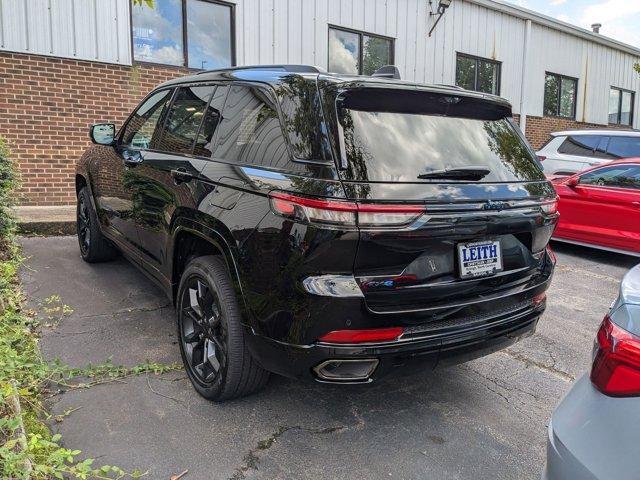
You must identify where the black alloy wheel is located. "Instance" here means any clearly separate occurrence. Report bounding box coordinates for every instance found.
[77,193,91,256]
[76,186,118,263]
[180,276,227,386]
[176,256,269,401]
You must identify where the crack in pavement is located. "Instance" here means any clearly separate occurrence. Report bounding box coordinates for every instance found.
[499,349,575,382]
[229,424,346,479]
[72,303,173,319]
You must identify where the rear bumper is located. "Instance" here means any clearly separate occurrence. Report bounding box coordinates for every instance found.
[245,302,543,382]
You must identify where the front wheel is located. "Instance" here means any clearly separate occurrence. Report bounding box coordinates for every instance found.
[177,255,269,401]
[76,186,118,263]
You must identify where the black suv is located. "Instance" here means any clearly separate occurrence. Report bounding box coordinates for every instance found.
[76,65,557,401]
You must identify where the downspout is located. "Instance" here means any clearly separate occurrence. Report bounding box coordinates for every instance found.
[519,19,532,135]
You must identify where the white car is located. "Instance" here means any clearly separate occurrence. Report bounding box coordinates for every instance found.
[537,129,640,176]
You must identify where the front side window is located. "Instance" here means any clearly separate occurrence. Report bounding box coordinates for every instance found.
[609,87,634,126]
[544,73,577,118]
[328,27,393,75]
[132,0,234,69]
[455,53,501,95]
[121,89,173,149]
[606,136,640,159]
[155,85,215,154]
[212,85,290,169]
[580,165,640,190]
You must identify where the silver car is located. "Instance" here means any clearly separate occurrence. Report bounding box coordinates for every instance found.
[536,130,640,176]
[543,264,640,479]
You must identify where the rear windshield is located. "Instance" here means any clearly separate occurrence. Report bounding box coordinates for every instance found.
[337,90,545,183]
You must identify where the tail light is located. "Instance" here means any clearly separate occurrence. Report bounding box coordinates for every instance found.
[269,192,425,228]
[590,315,640,397]
[538,155,546,162]
[318,327,404,344]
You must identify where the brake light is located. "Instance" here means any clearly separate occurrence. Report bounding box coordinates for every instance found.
[541,198,558,215]
[318,327,404,344]
[269,192,425,228]
[590,315,640,397]
[537,155,546,162]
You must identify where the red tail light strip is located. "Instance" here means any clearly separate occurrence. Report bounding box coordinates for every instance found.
[591,315,640,397]
[318,327,404,344]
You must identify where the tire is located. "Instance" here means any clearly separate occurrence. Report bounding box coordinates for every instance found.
[76,186,118,263]
[176,255,269,401]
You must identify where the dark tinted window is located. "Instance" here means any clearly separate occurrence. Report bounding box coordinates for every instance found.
[338,91,544,183]
[213,85,290,168]
[544,73,577,118]
[455,53,500,95]
[557,135,603,157]
[193,85,228,157]
[155,85,214,153]
[580,164,640,189]
[606,136,640,159]
[122,89,173,148]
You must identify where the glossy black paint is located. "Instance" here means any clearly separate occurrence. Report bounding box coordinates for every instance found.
[76,66,557,382]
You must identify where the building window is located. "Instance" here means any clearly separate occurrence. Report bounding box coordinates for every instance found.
[328,26,394,76]
[131,0,234,69]
[455,53,501,95]
[544,73,577,119]
[609,87,634,126]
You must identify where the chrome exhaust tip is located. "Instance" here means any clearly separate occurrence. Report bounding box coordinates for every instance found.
[313,359,379,383]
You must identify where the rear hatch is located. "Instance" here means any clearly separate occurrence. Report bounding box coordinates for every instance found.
[320,83,558,319]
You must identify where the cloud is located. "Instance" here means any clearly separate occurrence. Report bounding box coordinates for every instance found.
[328,31,359,74]
[550,0,566,5]
[580,0,640,25]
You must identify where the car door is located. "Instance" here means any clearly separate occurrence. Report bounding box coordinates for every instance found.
[91,88,173,252]
[557,164,640,251]
[131,83,227,283]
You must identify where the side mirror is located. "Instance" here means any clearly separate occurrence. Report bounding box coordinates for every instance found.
[565,176,579,188]
[90,123,115,145]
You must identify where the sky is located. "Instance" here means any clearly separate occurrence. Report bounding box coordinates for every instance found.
[504,0,640,48]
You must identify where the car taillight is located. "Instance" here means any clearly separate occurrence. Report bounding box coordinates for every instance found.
[541,198,558,215]
[590,315,640,397]
[537,155,546,162]
[318,327,404,344]
[269,192,425,228]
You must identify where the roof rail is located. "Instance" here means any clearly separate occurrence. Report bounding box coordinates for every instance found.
[372,65,401,79]
[434,84,466,90]
[196,64,325,75]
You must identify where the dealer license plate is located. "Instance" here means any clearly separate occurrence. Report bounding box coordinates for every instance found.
[457,240,503,279]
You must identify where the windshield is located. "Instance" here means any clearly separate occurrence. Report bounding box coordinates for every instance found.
[336,91,545,183]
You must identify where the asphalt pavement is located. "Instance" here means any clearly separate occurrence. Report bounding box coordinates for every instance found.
[19,236,639,480]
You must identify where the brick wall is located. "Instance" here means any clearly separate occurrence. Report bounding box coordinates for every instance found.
[0,52,189,206]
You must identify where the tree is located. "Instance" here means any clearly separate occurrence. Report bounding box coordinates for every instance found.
[132,0,153,7]
[635,63,640,75]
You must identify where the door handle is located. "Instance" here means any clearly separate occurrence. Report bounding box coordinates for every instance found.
[171,168,193,184]
[122,150,143,167]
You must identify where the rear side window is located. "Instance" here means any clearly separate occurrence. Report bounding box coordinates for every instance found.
[557,135,604,157]
[155,85,215,154]
[121,89,173,149]
[580,164,640,189]
[336,89,545,183]
[193,85,228,157]
[606,136,640,159]
[213,85,290,169]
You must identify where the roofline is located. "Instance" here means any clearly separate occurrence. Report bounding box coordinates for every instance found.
[467,0,640,57]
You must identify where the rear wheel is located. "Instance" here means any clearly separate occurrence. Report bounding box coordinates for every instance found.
[76,186,118,263]
[177,255,269,401]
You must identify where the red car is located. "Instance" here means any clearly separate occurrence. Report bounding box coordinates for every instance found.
[551,159,640,256]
